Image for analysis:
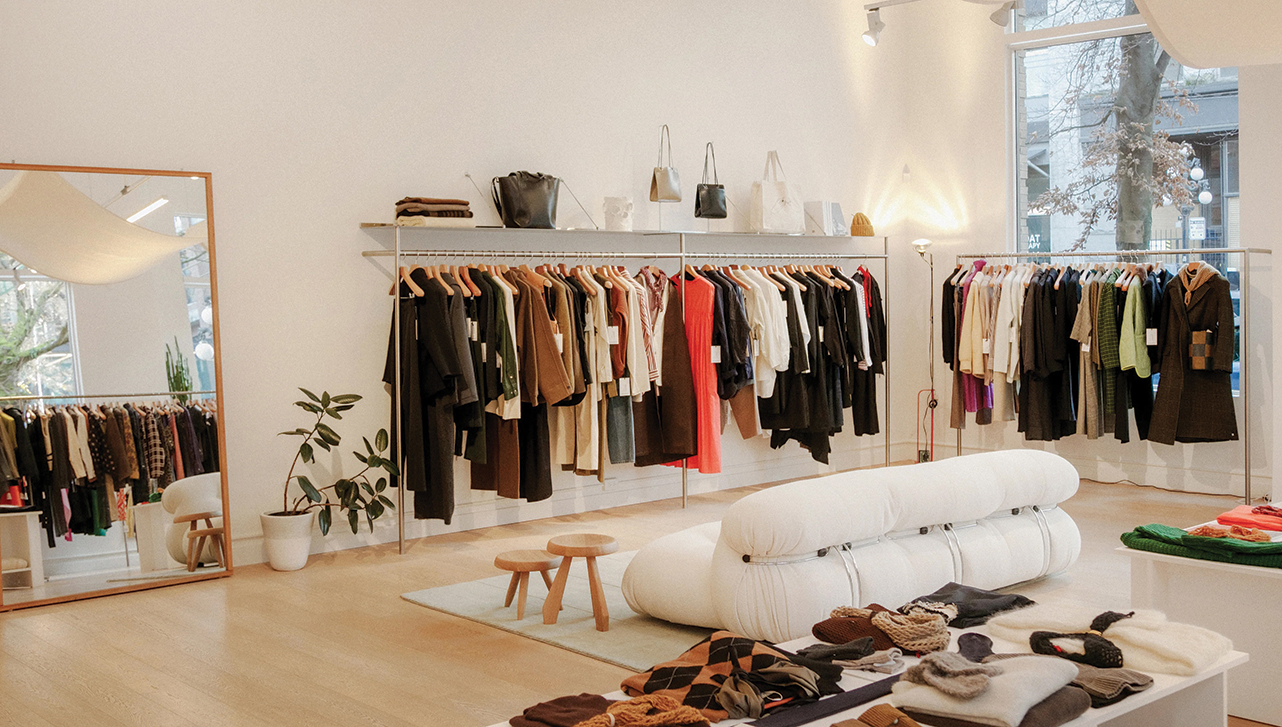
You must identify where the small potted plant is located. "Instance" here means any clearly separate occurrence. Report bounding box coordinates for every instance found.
[261,388,399,571]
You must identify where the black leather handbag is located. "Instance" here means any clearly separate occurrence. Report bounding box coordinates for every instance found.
[492,171,559,228]
[695,142,727,219]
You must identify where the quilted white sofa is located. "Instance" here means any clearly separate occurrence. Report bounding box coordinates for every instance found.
[622,450,1082,642]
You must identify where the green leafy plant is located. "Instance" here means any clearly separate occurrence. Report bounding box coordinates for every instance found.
[277,388,398,535]
[165,337,194,403]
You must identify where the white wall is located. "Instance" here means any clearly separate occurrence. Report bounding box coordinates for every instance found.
[72,253,194,396]
[1238,64,1282,503]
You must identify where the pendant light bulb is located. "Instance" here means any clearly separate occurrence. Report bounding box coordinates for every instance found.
[863,9,885,46]
[1198,189,1213,205]
[1189,165,1204,181]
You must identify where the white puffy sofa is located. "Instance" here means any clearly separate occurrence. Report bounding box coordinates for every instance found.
[622,450,1081,642]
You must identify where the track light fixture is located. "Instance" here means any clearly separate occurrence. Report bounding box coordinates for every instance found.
[862,0,1016,47]
[990,1,1016,26]
[862,9,886,46]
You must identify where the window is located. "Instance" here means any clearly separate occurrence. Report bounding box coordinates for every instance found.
[1012,3,1243,392]
[0,254,77,398]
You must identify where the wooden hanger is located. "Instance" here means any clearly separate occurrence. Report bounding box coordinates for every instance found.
[447,266,472,297]
[459,265,483,296]
[389,266,425,297]
[753,266,786,292]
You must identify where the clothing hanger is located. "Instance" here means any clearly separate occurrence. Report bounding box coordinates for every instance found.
[447,266,472,297]
[389,266,425,297]
[430,266,454,295]
[458,265,482,296]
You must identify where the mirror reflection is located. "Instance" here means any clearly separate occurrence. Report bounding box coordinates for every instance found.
[0,168,225,606]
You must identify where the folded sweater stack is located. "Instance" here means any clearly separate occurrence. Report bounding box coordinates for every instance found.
[395,196,476,228]
[1122,522,1282,569]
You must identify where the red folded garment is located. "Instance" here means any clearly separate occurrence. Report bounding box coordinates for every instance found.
[1217,504,1282,532]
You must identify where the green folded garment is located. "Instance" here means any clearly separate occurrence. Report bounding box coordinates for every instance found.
[1122,523,1282,569]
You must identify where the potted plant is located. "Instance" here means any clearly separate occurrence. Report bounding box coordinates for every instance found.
[261,388,399,571]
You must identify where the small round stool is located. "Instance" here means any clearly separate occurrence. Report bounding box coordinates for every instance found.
[542,533,619,632]
[494,549,562,620]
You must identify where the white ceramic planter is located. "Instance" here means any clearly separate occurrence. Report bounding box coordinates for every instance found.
[260,511,315,571]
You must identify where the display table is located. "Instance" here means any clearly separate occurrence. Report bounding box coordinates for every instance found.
[488,628,1247,727]
[1123,544,1279,725]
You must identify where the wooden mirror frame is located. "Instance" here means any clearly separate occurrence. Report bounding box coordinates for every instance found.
[0,162,232,611]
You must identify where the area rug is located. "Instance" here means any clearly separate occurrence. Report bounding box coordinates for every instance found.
[401,551,711,672]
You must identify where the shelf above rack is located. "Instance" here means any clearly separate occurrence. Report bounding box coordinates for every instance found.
[359,223,882,241]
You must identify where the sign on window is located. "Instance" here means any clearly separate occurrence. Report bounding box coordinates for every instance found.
[1189,217,1207,241]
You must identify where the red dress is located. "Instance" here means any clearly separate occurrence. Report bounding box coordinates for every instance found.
[673,273,721,473]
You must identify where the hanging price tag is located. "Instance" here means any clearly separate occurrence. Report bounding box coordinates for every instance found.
[616,377,632,397]
[607,326,620,345]
[710,346,722,364]
[470,320,479,341]
[553,333,564,353]
[481,342,487,359]
[1081,341,1091,353]
[817,326,825,343]
[982,339,992,355]
[1146,328,1158,346]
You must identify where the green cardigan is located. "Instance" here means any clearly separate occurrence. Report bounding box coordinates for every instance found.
[1121,523,1282,569]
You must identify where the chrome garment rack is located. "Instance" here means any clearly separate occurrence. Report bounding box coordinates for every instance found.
[0,390,216,402]
[364,226,891,554]
[951,247,1272,504]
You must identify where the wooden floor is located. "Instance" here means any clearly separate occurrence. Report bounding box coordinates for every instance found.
[0,479,1268,726]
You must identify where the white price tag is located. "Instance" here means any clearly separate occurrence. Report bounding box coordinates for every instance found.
[616,377,631,397]
[607,326,620,345]
[1146,328,1158,346]
[982,339,991,355]
[481,342,487,359]
[469,320,479,341]
[817,326,825,343]
[1081,341,1091,353]
[553,333,564,353]
[710,346,722,364]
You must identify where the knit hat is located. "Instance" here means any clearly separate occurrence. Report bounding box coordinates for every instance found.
[871,610,951,653]
[573,695,709,727]
[813,605,897,650]
[903,651,1005,699]
[511,693,614,727]
[1071,664,1155,707]
[850,213,875,236]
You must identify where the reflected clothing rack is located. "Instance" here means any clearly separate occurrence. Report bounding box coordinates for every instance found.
[950,247,1271,504]
[364,228,891,555]
[0,390,216,402]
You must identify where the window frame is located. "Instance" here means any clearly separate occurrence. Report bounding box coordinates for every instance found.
[1006,13,1153,253]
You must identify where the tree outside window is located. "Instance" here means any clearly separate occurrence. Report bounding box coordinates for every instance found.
[0,254,75,398]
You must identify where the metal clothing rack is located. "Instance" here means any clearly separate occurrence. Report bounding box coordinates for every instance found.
[364,226,891,555]
[950,247,1272,504]
[0,390,216,402]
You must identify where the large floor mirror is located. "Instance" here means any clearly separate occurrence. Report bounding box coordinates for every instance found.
[0,163,230,609]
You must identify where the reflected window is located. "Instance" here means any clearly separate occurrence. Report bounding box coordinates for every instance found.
[0,254,77,398]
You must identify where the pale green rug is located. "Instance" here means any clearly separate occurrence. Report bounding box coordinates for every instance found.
[401,551,711,672]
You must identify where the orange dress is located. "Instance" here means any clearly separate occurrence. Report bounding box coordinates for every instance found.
[676,273,721,474]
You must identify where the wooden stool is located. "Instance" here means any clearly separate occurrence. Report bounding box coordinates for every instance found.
[542,533,619,632]
[494,550,562,620]
[177,511,227,572]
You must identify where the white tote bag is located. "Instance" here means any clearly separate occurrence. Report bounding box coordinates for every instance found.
[749,151,804,234]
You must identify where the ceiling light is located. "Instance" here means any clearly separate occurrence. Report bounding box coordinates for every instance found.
[990,1,1016,26]
[127,197,169,223]
[862,9,886,46]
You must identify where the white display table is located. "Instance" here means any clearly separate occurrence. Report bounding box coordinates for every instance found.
[1123,545,1279,725]
[489,628,1247,727]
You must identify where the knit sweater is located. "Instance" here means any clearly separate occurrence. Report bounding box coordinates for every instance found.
[984,603,1232,675]
[1122,523,1282,569]
[890,656,1077,727]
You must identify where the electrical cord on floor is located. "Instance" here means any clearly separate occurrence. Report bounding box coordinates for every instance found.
[1079,477,1271,503]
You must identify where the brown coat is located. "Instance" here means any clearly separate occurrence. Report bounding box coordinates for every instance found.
[1149,272,1237,444]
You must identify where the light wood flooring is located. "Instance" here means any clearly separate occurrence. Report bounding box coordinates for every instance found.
[0,478,1269,726]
